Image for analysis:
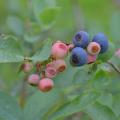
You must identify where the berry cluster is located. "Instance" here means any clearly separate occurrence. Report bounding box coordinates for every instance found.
[21,31,109,93]
[70,31,109,66]
[22,41,69,92]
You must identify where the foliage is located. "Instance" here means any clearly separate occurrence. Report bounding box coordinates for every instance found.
[0,0,120,120]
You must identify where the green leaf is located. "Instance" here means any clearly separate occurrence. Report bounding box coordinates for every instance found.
[80,113,91,120]
[112,94,120,117]
[24,34,40,43]
[31,39,52,62]
[32,0,60,29]
[24,23,41,43]
[0,91,23,120]
[33,0,56,12]
[24,88,64,120]
[85,102,116,120]
[54,61,95,90]
[53,61,79,87]
[7,16,24,36]
[98,93,120,117]
[110,12,120,43]
[38,7,60,29]
[90,69,111,91]
[98,93,113,109]
[117,116,120,120]
[0,36,24,63]
[73,65,95,85]
[49,91,100,120]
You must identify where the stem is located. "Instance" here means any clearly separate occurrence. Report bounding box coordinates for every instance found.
[19,75,28,108]
[107,60,120,74]
[65,112,84,120]
[42,71,45,78]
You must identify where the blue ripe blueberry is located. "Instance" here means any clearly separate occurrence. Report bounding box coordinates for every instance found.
[72,31,89,48]
[70,47,87,66]
[92,33,109,53]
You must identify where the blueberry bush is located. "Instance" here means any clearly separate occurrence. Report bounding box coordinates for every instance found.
[0,0,120,120]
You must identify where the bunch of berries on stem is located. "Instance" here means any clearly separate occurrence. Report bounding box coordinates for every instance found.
[22,31,109,92]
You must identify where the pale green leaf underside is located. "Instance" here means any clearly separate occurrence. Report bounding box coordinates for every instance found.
[0,92,23,120]
[0,36,24,63]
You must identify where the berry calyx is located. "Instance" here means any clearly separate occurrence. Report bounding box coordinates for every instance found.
[38,78,54,92]
[51,41,68,59]
[45,66,57,78]
[73,31,89,48]
[87,42,101,55]
[28,74,39,86]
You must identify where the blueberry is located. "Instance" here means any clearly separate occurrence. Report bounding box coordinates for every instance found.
[92,33,109,53]
[72,31,89,48]
[70,47,87,66]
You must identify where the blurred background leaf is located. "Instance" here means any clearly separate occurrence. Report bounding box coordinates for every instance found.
[24,88,64,120]
[0,36,24,63]
[0,91,24,120]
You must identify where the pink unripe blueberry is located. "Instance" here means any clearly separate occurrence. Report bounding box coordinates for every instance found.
[54,59,66,72]
[38,78,54,92]
[87,54,97,64]
[28,74,39,86]
[51,41,68,59]
[45,66,57,78]
[115,49,120,58]
[87,42,101,55]
[23,62,33,73]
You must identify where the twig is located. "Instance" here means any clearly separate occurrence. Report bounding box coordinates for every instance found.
[19,75,28,108]
[107,60,120,74]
